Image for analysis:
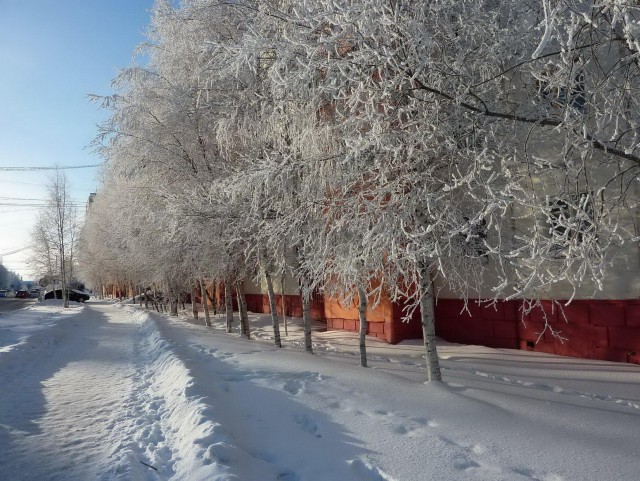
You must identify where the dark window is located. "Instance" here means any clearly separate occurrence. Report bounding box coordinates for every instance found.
[548,192,595,254]
[537,70,586,113]
[461,217,488,257]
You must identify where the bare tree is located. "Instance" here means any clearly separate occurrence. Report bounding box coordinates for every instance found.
[32,169,78,308]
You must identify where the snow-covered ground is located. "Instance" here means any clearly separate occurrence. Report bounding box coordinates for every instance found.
[1,299,639,481]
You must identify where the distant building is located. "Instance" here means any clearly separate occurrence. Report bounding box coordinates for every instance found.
[86,192,96,213]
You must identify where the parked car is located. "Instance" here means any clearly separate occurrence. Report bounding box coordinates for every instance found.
[15,290,30,299]
[44,289,90,303]
[0,290,7,298]
[29,289,40,298]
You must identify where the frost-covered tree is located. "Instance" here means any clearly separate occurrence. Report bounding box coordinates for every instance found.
[31,170,78,308]
[83,0,263,328]
[81,0,640,383]
[0,266,21,291]
[232,0,640,380]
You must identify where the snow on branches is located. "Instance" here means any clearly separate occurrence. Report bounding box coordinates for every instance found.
[81,0,640,381]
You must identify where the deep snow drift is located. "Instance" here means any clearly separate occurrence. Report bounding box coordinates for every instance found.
[0,299,639,481]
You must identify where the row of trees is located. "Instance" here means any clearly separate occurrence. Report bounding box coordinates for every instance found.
[0,265,23,291]
[80,0,640,381]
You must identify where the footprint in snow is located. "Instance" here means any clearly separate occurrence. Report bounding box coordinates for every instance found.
[294,413,321,438]
[512,467,566,481]
[276,470,299,480]
[205,442,235,464]
[283,379,303,395]
[453,456,481,471]
[414,416,438,428]
[348,459,396,481]
[366,409,436,437]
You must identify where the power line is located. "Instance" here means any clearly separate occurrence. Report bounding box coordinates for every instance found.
[0,207,44,213]
[0,197,46,201]
[0,246,30,256]
[0,163,104,172]
[0,197,88,203]
[0,199,86,204]
[0,179,97,191]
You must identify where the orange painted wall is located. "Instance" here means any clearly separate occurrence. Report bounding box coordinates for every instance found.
[324,289,395,341]
[245,292,325,321]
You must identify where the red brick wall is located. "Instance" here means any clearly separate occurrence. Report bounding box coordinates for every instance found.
[244,293,263,314]
[434,299,520,349]
[251,289,640,365]
[388,298,428,344]
[435,299,640,364]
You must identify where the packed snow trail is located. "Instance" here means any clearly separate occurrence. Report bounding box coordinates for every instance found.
[0,301,139,480]
[0,301,228,481]
[0,301,397,480]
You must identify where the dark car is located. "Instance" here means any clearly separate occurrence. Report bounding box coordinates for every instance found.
[44,289,90,303]
[15,290,30,299]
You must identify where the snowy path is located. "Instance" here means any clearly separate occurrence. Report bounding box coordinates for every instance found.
[1,300,639,481]
[142,309,640,481]
[0,302,139,480]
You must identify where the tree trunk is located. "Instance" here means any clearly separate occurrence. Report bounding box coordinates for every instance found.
[191,286,199,320]
[204,282,216,315]
[357,285,368,368]
[300,280,313,354]
[61,257,69,308]
[418,265,442,382]
[170,296,178,316]
[236,281,250,339]
[212,283,218,315]
[281,275,288,336]
[139,286,143,307]
[152,289,160,312]
[224,278,233,333]
[200,278,211,327]
[264,268,282,348]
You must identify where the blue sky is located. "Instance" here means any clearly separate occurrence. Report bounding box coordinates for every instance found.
[0,0,154,279]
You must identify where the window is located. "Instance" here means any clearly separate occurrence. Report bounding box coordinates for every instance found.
[461,216,488,257]
[548,192,595,254]
[537,67,586,113]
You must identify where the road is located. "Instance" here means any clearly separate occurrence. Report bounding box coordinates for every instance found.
[0,297,39,353]
[0,297,35,314]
